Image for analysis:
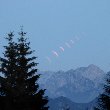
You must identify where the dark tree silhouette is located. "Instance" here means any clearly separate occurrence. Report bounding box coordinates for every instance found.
[94,72,110,110]
[0,30,48,110]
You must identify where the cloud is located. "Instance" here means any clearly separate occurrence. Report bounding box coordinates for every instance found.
[59,46,64,52]
[70,40,74,44]
[75,36,80,41]
[52,50,59,57]
[65,42,71,48]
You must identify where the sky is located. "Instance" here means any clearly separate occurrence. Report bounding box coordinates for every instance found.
[0,0,110,72]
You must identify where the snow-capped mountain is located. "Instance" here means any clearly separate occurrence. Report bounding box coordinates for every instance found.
[38,64,105,103]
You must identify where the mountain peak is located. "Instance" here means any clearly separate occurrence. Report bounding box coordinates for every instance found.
[87,64,104,73]
[88,64,98,69]
[88,64,97,67]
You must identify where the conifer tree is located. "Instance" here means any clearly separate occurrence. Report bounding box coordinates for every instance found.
[0,29,48,110]
[0,32,18,110]
[94,72,110,110]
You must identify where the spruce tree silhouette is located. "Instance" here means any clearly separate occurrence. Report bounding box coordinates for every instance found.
[94,72,110,110]
[0,29,48,110]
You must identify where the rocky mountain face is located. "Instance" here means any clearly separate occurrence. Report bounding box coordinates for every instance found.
[38,64,105,103]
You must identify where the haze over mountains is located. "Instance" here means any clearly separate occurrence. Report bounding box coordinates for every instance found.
[38,64,106,110]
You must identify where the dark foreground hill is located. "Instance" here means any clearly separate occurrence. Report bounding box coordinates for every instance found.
[48,96,97,110]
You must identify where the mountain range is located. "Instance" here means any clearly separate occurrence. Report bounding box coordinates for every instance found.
[38,64,105,103]
[38,64,106,110]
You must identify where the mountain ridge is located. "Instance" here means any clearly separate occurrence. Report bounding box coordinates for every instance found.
[38,64,105,103]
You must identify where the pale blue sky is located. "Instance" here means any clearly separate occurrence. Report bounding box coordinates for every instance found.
[0,0,110,71]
